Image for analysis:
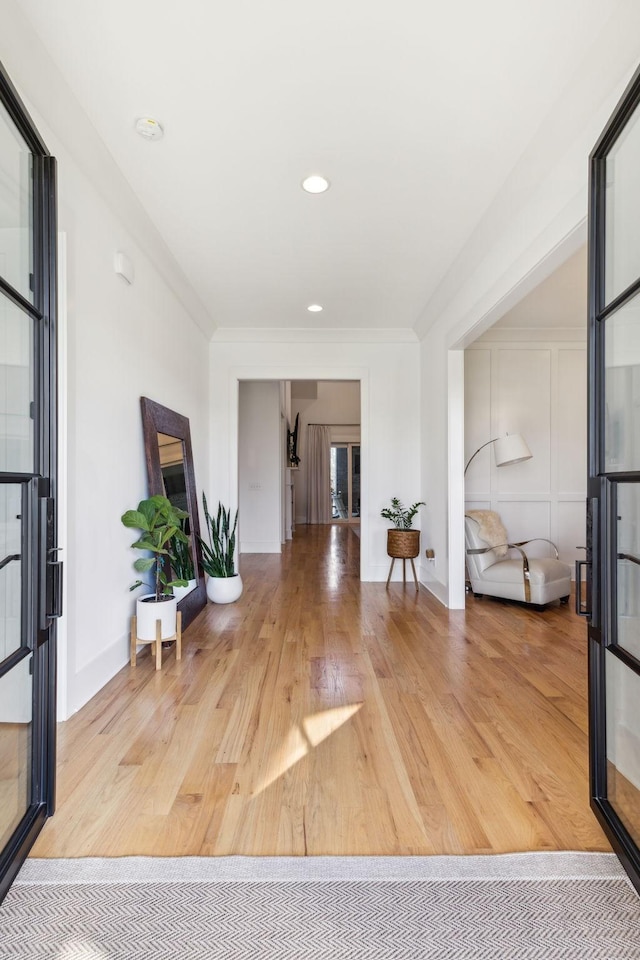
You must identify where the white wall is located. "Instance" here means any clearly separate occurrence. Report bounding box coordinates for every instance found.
[208,330,421,582]
[238,381,282,553]
[0,4,212,717]
[465,329,587,572]
[62,180,209,717]
[291,381,361,524]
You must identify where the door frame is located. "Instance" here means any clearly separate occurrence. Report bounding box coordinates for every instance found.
[227,368,367,574]
[0,61,59,903]
[587,61,640,896]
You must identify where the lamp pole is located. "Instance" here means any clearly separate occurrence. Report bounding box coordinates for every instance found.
[464,438,499,475]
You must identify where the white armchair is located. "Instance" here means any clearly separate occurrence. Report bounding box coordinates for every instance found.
[465,510,571,607]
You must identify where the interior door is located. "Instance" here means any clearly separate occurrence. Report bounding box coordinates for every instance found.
[587,63,640,895]
[0,64,59,902]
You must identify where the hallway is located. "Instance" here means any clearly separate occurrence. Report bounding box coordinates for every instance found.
[32,525,608,858]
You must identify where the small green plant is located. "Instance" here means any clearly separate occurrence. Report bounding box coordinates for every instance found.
[380,497,425,530]
[199,494,238,578]
[170,517,195,582]
[121,495,189,601]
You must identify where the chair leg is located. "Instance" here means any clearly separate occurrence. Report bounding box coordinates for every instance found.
[410,558,418,591]
[386,558,395,587]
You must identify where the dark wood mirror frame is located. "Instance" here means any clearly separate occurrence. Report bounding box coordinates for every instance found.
[140,397,206,630]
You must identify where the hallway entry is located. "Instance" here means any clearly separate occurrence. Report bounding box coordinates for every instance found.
[238,378,362,557]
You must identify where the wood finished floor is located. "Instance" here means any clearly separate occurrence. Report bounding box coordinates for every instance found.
[32,524,609,857]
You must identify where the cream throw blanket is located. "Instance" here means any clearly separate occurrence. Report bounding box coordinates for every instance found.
[465,510,509,558]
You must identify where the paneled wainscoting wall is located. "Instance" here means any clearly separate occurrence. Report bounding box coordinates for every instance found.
[465,329,586,575]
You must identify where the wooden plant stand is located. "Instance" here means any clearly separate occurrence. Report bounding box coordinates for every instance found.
[386,556,419,590]
[385,528,420,591]
[130,612,182,671]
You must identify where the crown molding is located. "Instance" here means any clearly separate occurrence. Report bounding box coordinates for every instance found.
[211,327,419,344]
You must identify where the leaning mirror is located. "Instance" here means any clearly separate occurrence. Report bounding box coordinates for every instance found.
[140,397,206,629]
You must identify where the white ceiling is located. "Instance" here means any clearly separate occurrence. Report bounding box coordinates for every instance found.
[491,246,587,330]
[18,1,620,333]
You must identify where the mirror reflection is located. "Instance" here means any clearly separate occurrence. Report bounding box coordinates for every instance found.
[158,433,188,512]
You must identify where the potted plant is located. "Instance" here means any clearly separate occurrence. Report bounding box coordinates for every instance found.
[170,517,197,602]
[121,495,189,641]
[199,494,243,604]
[381,497,425,559]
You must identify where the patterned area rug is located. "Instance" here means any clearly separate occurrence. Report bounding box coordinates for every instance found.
[2,854,639,958]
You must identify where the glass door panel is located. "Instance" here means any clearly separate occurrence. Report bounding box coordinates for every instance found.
[351,445,360,519]
[0,482,25,662]
[606,650,640,847]
[0,654,32,851]
[605,104,640,305]
[615,483,640,661]
[604,292,640,471]
[0,292,34,473]
[0,98,33,303]
[330,445,349,519]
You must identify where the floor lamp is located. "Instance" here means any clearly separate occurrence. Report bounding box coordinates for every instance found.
[464,433,532,476]
[464,432,532,593]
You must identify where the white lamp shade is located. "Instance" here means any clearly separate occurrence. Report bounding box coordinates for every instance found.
[493,433,532,468]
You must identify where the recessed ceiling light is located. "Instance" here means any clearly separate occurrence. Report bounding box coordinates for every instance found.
[307,304,323,313]
[301,175,330,194]
[135,117,164,141]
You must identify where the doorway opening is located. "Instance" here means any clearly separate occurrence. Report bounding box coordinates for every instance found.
[462,245,588,606]
[237,377,362,568]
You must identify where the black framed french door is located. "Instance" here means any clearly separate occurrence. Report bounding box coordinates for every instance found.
[0,62,60,903]
[586,62,640,896]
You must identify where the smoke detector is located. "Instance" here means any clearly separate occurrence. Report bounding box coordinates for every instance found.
[135,117,164,141]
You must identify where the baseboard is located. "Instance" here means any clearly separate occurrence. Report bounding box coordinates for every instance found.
[420,577,448,607]
[67,632,129,719]
[240,540,282,554]
[417,561,449,606]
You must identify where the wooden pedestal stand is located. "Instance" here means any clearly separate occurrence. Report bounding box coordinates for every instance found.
[130,612,182,671]
[385,528,420,591]
[386,556,419,590]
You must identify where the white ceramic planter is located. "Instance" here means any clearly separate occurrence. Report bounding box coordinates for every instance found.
[172,579,197,603]
[136,594,178,641]
[206,574,243,604]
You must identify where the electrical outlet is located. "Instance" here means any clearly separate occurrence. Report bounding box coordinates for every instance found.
[425,548,435,560]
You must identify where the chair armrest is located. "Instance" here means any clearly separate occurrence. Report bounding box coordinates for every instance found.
[467,543,517,555]
[466,543,532,602]
[511,537,559,560]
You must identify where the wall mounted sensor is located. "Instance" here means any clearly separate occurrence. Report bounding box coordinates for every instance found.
[114,251,134,285]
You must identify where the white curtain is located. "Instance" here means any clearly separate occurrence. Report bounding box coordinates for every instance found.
[307,425,332,524]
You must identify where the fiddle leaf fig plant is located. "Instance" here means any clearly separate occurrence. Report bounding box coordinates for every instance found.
[380,497,425,530]
[121,495,190,601]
